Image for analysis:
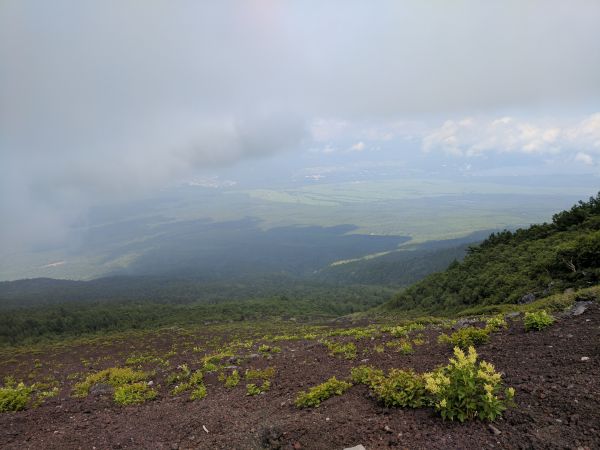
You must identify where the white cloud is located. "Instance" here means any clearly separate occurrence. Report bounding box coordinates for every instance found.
[575,152,594,165]
[423,114,600,159]
[350,141,366,152]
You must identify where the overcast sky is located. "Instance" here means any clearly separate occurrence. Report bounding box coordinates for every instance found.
[1,0,600,252]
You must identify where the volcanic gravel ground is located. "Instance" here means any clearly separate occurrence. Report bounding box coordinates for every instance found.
[0,305,599,449]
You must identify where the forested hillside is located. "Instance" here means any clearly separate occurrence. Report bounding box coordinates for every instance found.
[385,193,600,312]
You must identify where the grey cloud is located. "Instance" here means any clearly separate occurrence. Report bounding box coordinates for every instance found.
[1,0,600,251]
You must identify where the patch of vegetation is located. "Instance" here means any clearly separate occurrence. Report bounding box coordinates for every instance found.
[322,340,357,359]
[168,365,206,399]
[246,380,271,396]
[190,384,207,400]
[245,367,276,381]
[0,381,32,412]
[438,326,490,348]
[524,310,555,331]
[328,326,379,339]
[114,382,157,405]
[125,353,169,368]
[372,369,428,408]
[485,315,508,331]
[72,367,156,405]
[221,370,240,388]
[424,346,515,422]
[295,377,352,408]
[385,340,414,354]
[350,365,384,386]
[258,344,281,355]
[385,194,600,313]
[384,323,426,338]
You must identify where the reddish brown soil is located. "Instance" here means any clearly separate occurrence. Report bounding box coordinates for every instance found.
[0,305,599,450]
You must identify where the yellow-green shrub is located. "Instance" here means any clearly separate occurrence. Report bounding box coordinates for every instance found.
[322,340,357,359]
[114,382,157,405]
[372,369,428,408]
[524,310,554,331]
[424,346,515,422]
[245,367,276,381]
[246,380,271,396]
[485,315,507,331]
[73,367,148,398]
[295,377,352,408]
[350,365,384,387]
[190,384,207,400]
[438,326,490,348]
[223,370,240,388]
[0,382,32,412]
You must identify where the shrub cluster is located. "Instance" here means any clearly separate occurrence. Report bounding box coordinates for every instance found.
[258,344,281,355]
[295,377,352,408]
[438,326,490,348]
[524,310,555,331]
[350,347,514,422]
[485,315,508,331]
[169,365,207,400]
[114,382,157,405]
[245,366,275,396]
[322,340,357,359]
[246,380,271,396]
[424,346,515,422]
[0,381,32,412]
[385,340,414,354]
[372,369,427,408]
[73,367,157,405]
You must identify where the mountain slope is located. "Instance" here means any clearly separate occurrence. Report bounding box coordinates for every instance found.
[384,193,600,312]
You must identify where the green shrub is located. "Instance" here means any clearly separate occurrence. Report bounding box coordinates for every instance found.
[424,346,515,422]
[170,368,204,396]
[246,380,271,396]
[328,326,378,339]
[322,340,357,359]
[385,323,425,338]
[485,315,508,332]
[73,367,157,405]
[245,367,276,381]
[295,377,352,408]
[438,326,490,348]
[73,367,148,398]
[386,340,414,354]
[223,370,240,388]
[190,384,207,400]
[0,382,32,412]
[258,344,281,355]
[350,365,384,387]
[114,382,157,405]
[524,310,555,331]
[372,369,428,408]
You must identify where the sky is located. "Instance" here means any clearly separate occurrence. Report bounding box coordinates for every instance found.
[1,0,600,252]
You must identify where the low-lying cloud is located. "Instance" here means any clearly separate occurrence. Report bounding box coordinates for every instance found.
[1,0,600,253]
[422,114,600,166]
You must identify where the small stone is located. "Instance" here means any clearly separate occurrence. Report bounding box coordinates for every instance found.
[488,424,502,435]
[571,301,592,316]
[361,358,369,363]
[344,446,366,450]
[384,425,392,433]
[147,380,154,386]
[581,357,590,362]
